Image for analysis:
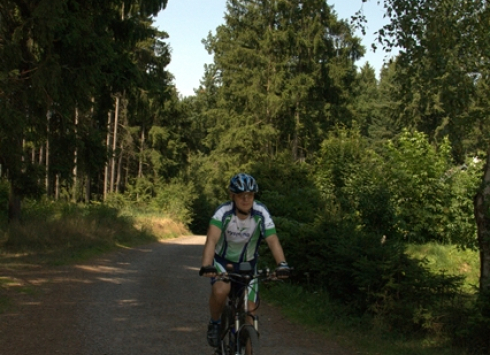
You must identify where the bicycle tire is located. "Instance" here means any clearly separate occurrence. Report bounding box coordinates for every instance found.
[219,305,234,355]
[238,324,260,355]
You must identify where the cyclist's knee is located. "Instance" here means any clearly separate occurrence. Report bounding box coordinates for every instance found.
[212,281,230,299]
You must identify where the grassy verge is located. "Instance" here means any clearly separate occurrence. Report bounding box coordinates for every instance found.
[261,242,480,355]
[0,201,190,312]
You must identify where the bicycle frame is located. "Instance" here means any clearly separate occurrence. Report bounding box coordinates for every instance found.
[215,262,271,355]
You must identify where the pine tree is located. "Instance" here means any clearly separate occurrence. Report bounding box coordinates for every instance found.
[201,0,364,172]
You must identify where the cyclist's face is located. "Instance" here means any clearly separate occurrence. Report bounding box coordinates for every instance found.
[233,192,254,213]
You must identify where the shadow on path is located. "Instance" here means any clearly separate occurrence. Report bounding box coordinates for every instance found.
[0,236,352,355]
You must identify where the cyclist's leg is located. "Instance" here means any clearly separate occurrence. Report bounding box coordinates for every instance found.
[210,280,230,320]
[246,277,259,326]
[209,258,232,320]
[244,281,260,355]
[207,259,231,348]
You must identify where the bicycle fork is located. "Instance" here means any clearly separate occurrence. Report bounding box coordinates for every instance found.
[241,290,259,334]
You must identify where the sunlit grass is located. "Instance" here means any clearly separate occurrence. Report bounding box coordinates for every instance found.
[0,201,190,266]
[0,201,190,314]
[406,243,480,293]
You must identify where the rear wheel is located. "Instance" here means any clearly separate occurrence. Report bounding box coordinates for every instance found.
[238,324,260,355]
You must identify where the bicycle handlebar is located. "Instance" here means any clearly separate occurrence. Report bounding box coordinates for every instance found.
[215,269,285,283]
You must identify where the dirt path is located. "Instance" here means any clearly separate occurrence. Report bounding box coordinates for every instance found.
[0,235,353,355]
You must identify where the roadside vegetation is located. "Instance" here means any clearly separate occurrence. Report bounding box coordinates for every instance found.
[0,127,486,355]
[262,243,480,355]
[0,200,189,312]
[1,1,489,355]
[0,196,482,355]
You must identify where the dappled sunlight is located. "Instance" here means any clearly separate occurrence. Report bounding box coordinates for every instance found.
[159,234,205,246]
[0,236,213,354]
[19,301,42,306]
[117,299,140,306]
[75,264,137,274]
[170,326,197,332]
[97,277,133,284]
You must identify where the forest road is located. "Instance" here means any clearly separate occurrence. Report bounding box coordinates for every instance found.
[0,235,353,355]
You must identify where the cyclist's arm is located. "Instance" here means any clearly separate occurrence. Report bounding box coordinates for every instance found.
[201,224,221,267]
[265,234,286,264]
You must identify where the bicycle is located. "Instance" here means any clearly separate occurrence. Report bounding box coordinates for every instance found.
[213,261,283,355]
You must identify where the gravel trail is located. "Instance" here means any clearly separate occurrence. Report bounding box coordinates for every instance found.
[0,236,353,355]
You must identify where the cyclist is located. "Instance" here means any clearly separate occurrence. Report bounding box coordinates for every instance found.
[199,173,291,348]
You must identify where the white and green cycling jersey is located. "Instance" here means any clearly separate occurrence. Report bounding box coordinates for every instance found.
[210,200,277,264]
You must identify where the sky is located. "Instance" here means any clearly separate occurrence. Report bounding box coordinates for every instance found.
[153,0,397,98]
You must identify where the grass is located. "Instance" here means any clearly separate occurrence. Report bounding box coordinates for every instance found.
[406,243,480,293]
[0,201,190,312]
[261,242,481,355]
[0,201,189,265]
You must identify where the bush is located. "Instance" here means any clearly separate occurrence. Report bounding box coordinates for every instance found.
[382,130,480,247]
[115,177,197,227]
[150,179,197,226]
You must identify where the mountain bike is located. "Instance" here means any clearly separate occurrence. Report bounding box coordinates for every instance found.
[213,261,281,355]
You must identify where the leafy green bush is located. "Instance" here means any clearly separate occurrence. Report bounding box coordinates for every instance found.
[115,177,197,226]
[249,155,323,268]
[150,179,197,226]
[313,127,399,236]
[290,127,472,337]
[382,130,480,247]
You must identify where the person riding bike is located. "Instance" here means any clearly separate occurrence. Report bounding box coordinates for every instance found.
[199,173,291,348]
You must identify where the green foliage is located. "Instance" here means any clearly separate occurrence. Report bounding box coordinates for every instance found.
[299,215,470,338]
[262,279,472,355]
[372,0,489,161]
[249,154,322,268]
[452,297,490,354]
[406,243,479,294]
[383,130,480,247]
[0,200,151,253]
[350,63,381,136]
[314,126,399,237]
[202,0,363,161]
[149,179,196,226]
[266,126,479,341]
[113,177,196,226]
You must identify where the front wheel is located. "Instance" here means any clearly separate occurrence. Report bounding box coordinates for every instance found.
[219,306,234,355]
[238,324,260,355]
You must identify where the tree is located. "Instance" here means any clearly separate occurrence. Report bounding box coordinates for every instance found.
[362,0,490,295]
[349,62,379,136]
[0,0,170,215]
[201,0,364,174]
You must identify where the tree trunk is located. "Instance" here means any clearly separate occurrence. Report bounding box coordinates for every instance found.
[111,95,120,193]
[104,111,112,201]
[138,127,145,179]
[474,147,490,300]
[115,93,127,193]
[72,107,78,202]
[8,185,21,223]
[46,110,52,198]
[116,139,124,193]
[84,172,91,203]
[55,173,60,200]
[38,146,44,186]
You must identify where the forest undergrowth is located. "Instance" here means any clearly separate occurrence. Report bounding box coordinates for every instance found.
[0,201,484,355]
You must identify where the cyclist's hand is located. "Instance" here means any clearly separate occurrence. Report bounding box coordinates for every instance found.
[275,262,290,279]
[199,265,217,277]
